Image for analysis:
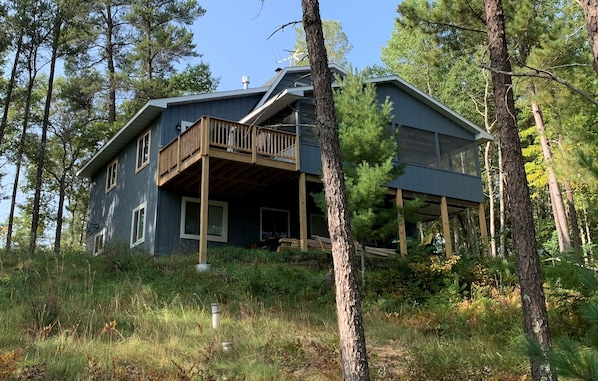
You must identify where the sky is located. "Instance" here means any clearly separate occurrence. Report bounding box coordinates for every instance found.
[192,1,399,91]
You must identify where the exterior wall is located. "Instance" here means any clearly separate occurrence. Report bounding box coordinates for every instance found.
[297,82,484,203]
[154,178,321,255]
[86,117,161,254]
[160,95,263,146]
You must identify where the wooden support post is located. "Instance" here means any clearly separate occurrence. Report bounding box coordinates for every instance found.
[198,156,210,264]
[440,196,453,257]
[299,173,308,251]
[395,189,408,256]
[478,202,489,256]
[251,126,257,163]
[176,135,181,173]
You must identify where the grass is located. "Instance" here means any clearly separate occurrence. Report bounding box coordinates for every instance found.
[0,244,535,380]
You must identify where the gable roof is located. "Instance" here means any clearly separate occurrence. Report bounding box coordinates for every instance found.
[77,87,268,178]
[370,76,494,143]
[78,66,492,179]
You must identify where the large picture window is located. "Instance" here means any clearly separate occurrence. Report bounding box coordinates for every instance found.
[180,197,228,242]
[131,202,146,247]
[105,158,118,192]
[260,208,290,241]
[136,130,151,172]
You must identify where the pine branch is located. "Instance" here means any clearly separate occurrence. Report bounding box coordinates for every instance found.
[481,64,598,107]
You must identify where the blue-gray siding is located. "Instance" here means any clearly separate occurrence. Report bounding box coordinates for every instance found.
[160,95,263,146]
[298,82,484,203]
[86,117,161,253]
[154,180,313,255]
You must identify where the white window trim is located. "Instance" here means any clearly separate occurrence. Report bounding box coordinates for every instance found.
[260,207,290,241]
[105,158,118,193]
[130,202,147,247]
[135,129,151,173]
[180,197,228,242]
[93,228,105,256]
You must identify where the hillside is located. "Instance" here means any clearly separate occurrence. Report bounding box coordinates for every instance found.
[1,244,591,380]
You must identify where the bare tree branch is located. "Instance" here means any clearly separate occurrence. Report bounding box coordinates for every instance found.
[481,64,598,107]
[266,20,302,40]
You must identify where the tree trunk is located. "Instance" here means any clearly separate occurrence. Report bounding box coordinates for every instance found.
[484,141,497,256]
[7,44,38,252]
[104,2,117,124]
[0,36,23,150]
[482,69,497,257]
[30,14,62,255]
[564,181,582,253]
[7,156,24,252]
[498,142,507,257]
[301,1,370,379]
[484,0,556,379]
[530,90,571,253]
[581,0,598,77]
[53,174,66,255]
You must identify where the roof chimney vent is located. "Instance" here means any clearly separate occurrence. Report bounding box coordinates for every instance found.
[242,75,250,89]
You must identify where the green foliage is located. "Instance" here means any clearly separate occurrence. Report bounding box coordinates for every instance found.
[540,258,598,378]
[294,20,352,68]
[313,70,400,247]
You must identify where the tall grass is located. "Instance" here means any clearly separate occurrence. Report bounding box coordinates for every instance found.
[0,244,537,380]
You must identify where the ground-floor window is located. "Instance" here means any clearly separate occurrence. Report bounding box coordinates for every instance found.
[131,202,146,247]
[93,229,105,255]
[260,207,290,241]
[310,214,329,238]
[180,197,228,242]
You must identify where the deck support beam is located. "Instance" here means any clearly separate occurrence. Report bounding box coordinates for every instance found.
[299,173,308,251]
[198,156,210,265]
[395,189,408,256]
[440,196,453,257]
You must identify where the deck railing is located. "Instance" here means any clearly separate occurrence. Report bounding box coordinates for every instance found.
[158,116,299,184]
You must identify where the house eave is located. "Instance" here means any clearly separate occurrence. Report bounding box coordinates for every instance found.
[77,87,270,179]
[369,76,494,144]
[239,88,306,125]
[77,102,165,178]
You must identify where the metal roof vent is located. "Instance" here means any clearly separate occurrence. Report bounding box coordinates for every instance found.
[242,75,250,89]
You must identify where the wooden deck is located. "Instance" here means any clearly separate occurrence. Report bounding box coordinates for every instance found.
[157,116,300,187]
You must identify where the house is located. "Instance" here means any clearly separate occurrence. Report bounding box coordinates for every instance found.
[78,64,493,261]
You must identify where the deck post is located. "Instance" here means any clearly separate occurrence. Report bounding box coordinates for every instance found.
[478,202,489,256]
[198,156,210,265]
[440,196,453,257]
[395,189,408,256]
[299,173,308,251]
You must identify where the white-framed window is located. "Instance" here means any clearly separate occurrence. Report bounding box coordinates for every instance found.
[260,207,290,241]
[105,158,118,193]
[93,229,105,255]
[180,197,228,242]
[131,202,146,247]
[136,129,151,172]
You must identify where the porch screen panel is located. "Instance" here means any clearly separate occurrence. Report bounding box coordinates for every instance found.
[438,134,478,176]
[396,125,438,168]
[299,102,318,145]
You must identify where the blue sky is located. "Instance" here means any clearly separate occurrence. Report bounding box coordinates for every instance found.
[192,1,399,91]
